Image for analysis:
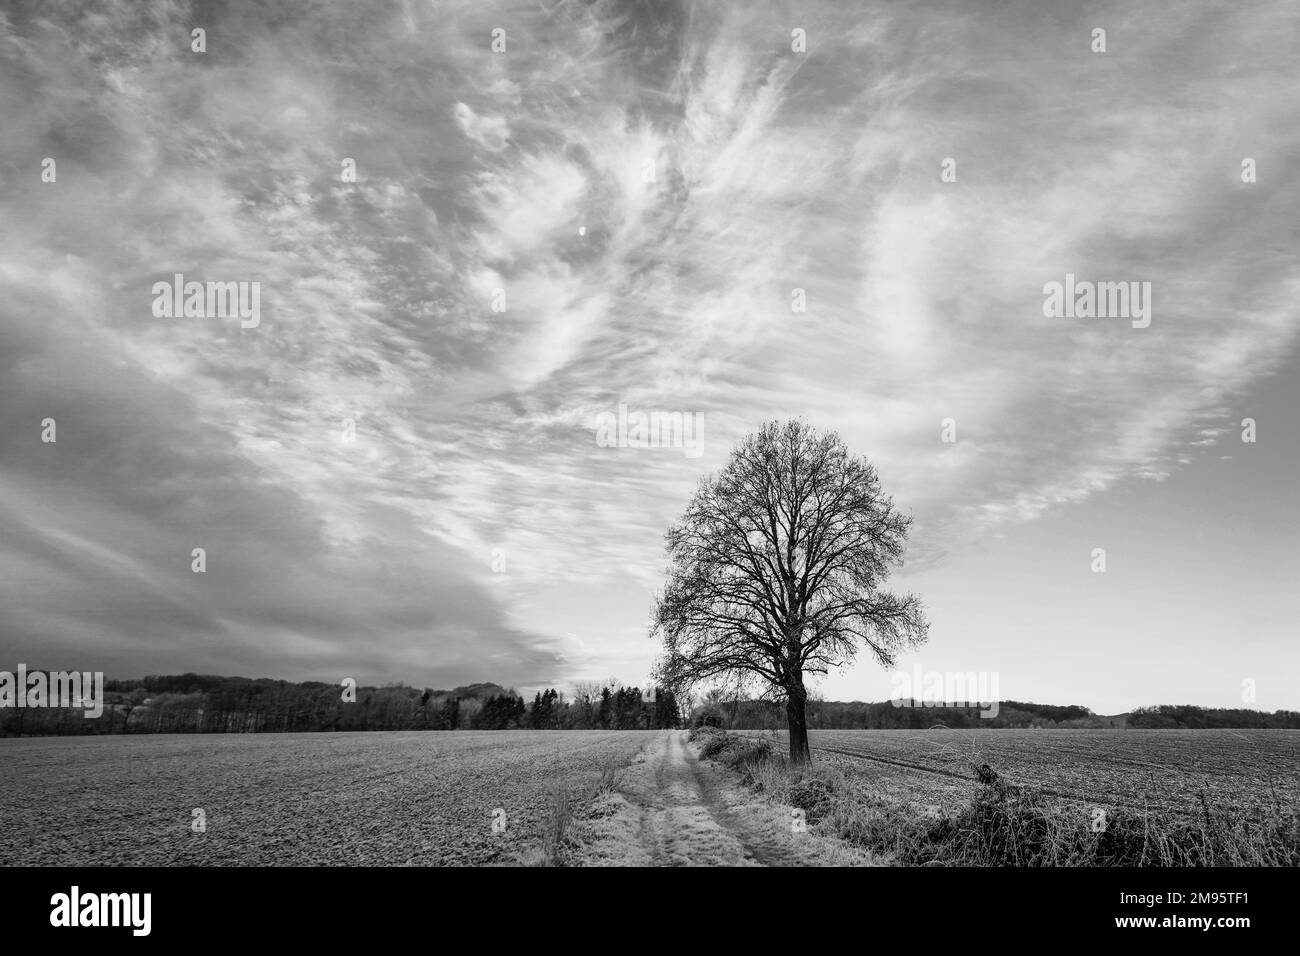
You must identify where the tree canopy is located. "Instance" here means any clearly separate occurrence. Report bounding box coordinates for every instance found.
[653,420,928,763]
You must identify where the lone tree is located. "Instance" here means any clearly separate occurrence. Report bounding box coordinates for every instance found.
[652,420,928,765]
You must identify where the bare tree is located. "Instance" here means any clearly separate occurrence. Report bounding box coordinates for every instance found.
[652,420,928,765]
[570,680,602,705]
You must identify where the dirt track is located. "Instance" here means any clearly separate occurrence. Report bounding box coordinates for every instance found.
[576,730,877,866]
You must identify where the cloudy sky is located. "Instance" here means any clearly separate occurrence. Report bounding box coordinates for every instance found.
[1,0,1297,713]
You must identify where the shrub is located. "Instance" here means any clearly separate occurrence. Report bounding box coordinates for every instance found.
[692,706,724,729]
[787,773,837,824]
[716,735,772,768]
[689,724,726,748]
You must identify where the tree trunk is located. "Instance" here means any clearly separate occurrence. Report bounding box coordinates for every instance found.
[786,679,811,765]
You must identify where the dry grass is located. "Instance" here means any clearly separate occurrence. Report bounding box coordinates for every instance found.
[515,787,578,866]
[697,730,1300,866]
[593,756,621,796]
[519,748,647,865]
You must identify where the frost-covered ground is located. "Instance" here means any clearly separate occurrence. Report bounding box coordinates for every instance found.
[1,730,655,865]
[575,731,879,866]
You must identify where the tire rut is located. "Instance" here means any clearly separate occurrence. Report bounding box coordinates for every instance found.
[578,731,834,866]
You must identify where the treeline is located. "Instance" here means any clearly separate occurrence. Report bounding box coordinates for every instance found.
[0,673,680,736]
[698,699,1300,730]
[475,686,681,730]
[698,698,1097,730]
[1127,705,1300,729]
[9,673,1296,736]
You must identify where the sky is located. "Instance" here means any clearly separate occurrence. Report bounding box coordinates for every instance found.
[1,0,1297,714]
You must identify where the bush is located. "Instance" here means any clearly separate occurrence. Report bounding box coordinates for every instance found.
[787,773,837,824]
[691,728,767,765]
[717,735,772,769]
[688,724,726,746]
[857,765,1300,867]
[692,706,724,729]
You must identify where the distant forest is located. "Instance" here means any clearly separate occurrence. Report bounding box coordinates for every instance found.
[0,674,681,736]
[703,699,1300,731]
[2,672,1298,735]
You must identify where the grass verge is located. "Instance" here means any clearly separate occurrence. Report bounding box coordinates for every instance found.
[516,752,634,866]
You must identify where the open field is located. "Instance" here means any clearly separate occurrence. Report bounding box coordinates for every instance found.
[0,731,657,865]
[4,728,1296,866]
[697,727,1300,865]
[737,728,1300,819]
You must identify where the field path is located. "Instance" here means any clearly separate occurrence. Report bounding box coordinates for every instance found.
[576,731,877,866]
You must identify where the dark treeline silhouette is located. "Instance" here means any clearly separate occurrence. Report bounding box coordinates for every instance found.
[1126,704,1300,729]
[6,672,1294,735]
[0,673,681,736]
[694,698,1300,731]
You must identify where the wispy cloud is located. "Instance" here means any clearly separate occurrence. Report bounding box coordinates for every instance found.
[1,0,1296,691]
